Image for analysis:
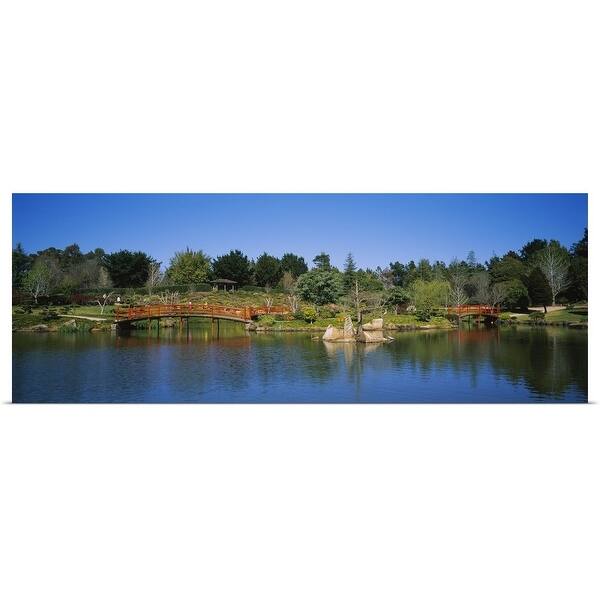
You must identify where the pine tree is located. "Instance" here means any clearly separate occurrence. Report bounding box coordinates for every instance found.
[527,267,552,313]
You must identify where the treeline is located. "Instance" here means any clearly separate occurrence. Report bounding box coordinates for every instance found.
[12,230,587,313]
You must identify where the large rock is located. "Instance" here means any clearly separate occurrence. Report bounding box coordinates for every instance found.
[322,323,354,342]
[362,318,384,331]
[356,325,386,343]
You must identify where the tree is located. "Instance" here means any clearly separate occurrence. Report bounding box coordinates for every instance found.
[448,272,469,308]
[101,250,153,287]
[383,287,410,314]
[146,261,163,293]
[254,253,282,287]
[520,238,547,263]
[567,229,588,302]
[470,271,491,304]
[527,267,552,312]
[487,252,527,284]
[312,252,332,271]
[280,253,308,278]
[501,279,530,311]
[280,271,296,291]
[466,250,477,270]
[343,252,357,291]
[537,241,570,305]
[296,269,343,305]
[416,258,433,281]
[571,228,588,258]
[388,261,407,287]
[166,248,211,285]
[96,292,113,315]
[22,261,53,303]
[409,279,450,321]
[12,243,32,286]
[375,266,395,289]
[212,250,252,285]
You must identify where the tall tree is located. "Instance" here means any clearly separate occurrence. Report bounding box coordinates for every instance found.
[212,249,252,285]
[101,250,153,287]
[166,248,211,285]
[537,241,570,305]
[520,238,548,263]
[280,253,308,277]
[254,253,282,287]
[343,252,357,291]
[312,252,332,271]
[527,267,552,312]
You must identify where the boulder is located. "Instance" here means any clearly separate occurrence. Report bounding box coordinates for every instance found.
[30,324,49,332]
[356,325,386,343]
[362,318,384,331]
[322,324,354,342]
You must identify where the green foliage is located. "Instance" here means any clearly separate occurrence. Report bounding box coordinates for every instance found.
[212,250,252,285]
[520,238,547,263]
[312,252,332,271]
[530,311,546,322]
[527,267,552,308]
[296,269,343,305]
[302,306,318,323]
[384,286,410,309]
[487,251,526,283]
[101,250,153,287]
[166,248,211,285]
[409,279,450,321]
[12,243,32,286]
[343,252,357,290]
[501,278,530,310]
[254,253,282,287]
[280,253,308,277]
[258,315,276,327]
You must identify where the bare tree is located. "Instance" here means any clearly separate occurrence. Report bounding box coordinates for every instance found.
[488,282,507,308]
[449,272,469,308]
[538,244,570,305]
[146,261,163,294]
[159,291,180,305]
[264,294,274,313]
[286,292,300,313]
[96,292,114,315]
[375,266,395,289]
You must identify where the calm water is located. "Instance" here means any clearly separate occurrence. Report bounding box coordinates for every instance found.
[12,323,587,403]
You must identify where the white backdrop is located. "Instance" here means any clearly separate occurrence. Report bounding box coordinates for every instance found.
[1,2,598,599]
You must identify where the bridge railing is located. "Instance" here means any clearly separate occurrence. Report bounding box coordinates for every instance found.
[114,303,290,322]
[446,304,501,315]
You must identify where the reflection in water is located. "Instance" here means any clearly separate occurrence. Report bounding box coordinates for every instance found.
[12,321,587,403]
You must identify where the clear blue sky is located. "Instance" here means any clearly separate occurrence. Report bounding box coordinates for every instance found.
[12,194,587,269]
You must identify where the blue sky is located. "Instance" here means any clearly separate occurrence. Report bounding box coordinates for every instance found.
[12,194,587,269]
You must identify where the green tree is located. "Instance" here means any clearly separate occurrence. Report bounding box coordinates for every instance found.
[296,269,343,305]
[409,279,450,321]
[280,253,308,277]
[212,249,252,285]
[101,250,153,287]
[520,238,547,263]
[22,258,58,303]
[12,243,32,286]
[388,261,407,287]
[312,252,332,271]
[384,287,410,313]
[166,248,212,285]
[501,279,530,310]
[343,252,357,291]
[254,253,282,287]
[527,267,552,312]
[487,251,527,283]
[416,258,433,281]
[567,229,587,302]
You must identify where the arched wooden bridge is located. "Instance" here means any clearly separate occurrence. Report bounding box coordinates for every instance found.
[114,303,289,326]
[446,304,501,319]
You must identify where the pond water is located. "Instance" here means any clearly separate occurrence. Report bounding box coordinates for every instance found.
[12,323,587,403]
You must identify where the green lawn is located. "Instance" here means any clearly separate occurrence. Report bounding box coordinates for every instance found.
[513,307,588,323]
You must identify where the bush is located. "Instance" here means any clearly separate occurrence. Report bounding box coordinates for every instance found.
[530,311,545,322]
[318,306,337,319]
[258,315,276,327]
[302,306,318,323]
[240,285,266,293]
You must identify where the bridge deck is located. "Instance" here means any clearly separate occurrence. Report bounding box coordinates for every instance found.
[114,303,289,323]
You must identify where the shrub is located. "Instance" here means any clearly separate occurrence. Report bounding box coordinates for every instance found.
[258,315,276,327]
[302,306,318,323]
[530,311,545,322]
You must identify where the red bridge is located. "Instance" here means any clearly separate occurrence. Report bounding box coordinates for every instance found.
[446,304,501,318]
[114,303,289,326]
